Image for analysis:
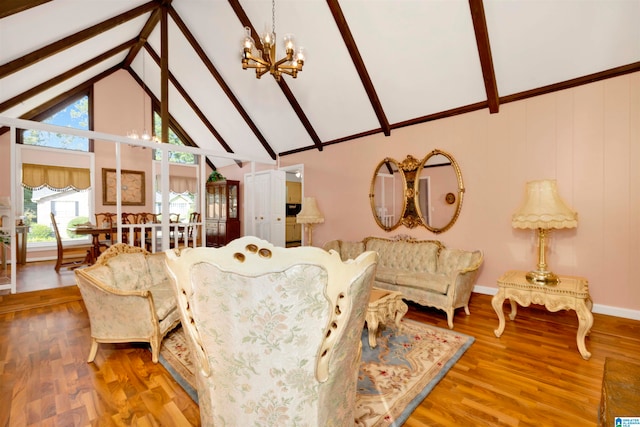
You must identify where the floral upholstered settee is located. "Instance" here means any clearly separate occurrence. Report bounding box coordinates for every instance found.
[324,236,483,329]
[75,243,180,363]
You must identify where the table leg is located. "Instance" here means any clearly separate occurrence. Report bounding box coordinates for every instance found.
[492,289,506,337]
[393,299,408,328]
[365,315,379,348]
[508,299,518,321]
[575,298,594,360]
[91,235,101,262]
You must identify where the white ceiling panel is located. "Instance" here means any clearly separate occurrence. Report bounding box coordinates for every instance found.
[1,20,146,102]
[1,58,124,119]
[2,0,639,161]
[0,0,148,62]
[341,0,487,123]
[485,0,640,96]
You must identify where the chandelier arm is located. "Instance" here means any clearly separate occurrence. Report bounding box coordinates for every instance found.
[256,67,271,78]
[277,64,302,71]
[243,64,267,70]
[244,55,270,68]
[278,69,295,77]
[272,54,294,69]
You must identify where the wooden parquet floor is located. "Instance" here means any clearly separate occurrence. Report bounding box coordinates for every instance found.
[1,275,639,426]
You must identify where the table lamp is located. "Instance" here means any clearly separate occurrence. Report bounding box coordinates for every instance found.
[512,180,577,285]
[296,197,324,246]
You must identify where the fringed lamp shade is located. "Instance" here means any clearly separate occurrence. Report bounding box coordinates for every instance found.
[512,180,577,230]
[297,197,324,246]
[512,180,577,285]
[297,197,324,225]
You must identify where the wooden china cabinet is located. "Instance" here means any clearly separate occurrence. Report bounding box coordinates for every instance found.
[205,180,240,247]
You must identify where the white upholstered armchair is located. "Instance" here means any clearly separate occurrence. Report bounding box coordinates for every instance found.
[164,236,378,427]
[75,244,181,363]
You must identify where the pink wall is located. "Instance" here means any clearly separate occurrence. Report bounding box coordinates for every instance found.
[93,70,156,215]
[221,72,640,313]
[2,70,639,314]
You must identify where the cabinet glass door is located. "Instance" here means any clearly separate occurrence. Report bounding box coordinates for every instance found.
[206,189,215,219]
[220,185,228,220]
[213,186,221,220]
[229,184,238,219]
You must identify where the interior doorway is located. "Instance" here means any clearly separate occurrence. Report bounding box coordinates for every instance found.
[280,164,304,247]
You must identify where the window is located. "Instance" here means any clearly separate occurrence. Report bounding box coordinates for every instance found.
[152,111,196,164]
[21,94,90,152]
[152,112,198,217]
[19,94,94,245]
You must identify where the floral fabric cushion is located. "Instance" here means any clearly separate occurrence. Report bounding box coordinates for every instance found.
[340,241,365,261]
[106,253,152,291]
[437,247,475,274]
[190,262,332,426]
[146,253,169,287]
[366,238,440,273]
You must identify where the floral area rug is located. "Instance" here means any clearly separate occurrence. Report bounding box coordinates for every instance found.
[159,318,474,427]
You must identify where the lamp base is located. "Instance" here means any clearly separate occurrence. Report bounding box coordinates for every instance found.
[526,270,559,286]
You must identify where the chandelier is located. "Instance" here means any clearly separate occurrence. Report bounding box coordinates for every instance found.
[241,0,305,81]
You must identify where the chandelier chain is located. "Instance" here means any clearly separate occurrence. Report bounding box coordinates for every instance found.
[271,0,276,35]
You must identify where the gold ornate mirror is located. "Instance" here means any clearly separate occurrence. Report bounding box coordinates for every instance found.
[415,149,464,233]
[369,158,406,231]
[370,150,464,233]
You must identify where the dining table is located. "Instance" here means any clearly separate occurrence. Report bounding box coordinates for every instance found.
[68,225,114,262]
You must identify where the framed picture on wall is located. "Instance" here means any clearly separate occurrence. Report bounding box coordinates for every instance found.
[102,168,145,206]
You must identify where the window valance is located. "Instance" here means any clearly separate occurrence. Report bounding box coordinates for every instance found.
[156,175,197,194]
[22,163,91,191]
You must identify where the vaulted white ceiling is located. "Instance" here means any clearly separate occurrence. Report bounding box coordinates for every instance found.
[1,0,639,168]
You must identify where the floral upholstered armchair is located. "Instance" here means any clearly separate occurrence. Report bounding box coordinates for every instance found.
[75,243,181,363]
[164,236,378,427]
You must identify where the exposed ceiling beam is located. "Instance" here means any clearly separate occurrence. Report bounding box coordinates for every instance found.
[0,2,157,79]
[144,45,242,166]
[169,5,277,160]
[326,0,391,137]
[276,80,324,152]
[0,0,51,19]
[160,5,169,145]
[0,38,137,114]
[126,67,216,171]
[500,61,640,105]
[468,0,499,114]
[228,0,324,153]
[122,4,163,68]
[284,60,640,156]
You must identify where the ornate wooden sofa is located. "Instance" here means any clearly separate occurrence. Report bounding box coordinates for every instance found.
[75,243,181,363]
[324,236,483,328]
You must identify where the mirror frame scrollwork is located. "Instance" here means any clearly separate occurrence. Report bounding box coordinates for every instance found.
[369,149,465,234]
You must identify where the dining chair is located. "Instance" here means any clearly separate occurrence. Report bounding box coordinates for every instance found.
[137,212,159,251]
[50,212,94,272]
[180,212,201,247]
[120,212,138,246]
[94,212,116,251]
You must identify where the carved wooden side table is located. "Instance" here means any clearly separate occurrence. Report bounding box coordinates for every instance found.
[492,270,594,360]
[365,288,408,348]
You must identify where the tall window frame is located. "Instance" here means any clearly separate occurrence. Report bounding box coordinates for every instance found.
[151,110,200,218]
[16,90,95,249]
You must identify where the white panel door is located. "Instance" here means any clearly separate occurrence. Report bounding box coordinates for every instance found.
[243,170,286,246]
[269,170,286,247]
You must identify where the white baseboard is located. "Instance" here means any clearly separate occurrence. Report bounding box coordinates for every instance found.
[473,285,640,321]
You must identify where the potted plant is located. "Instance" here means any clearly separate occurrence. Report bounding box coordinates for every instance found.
[207,170,225,183]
